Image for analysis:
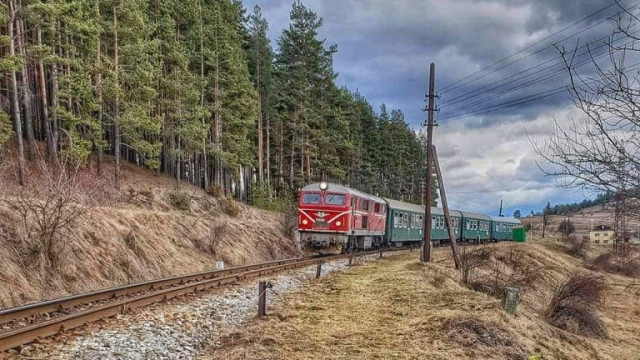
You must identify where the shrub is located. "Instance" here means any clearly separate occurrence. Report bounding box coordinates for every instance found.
[459,246,492,284]
[557,220,575,237]
[587,250,640,277]
[524,223,532,232]
[471,246,546,298]
[564,234,589,258]
[207,185,222,198]
[169,189,191,211]
[9,162,89,269]
[0,111,12,162]
[124,187,155,207]
[193,223,227,254]
[220,197,240,217]
[545,272,607,338]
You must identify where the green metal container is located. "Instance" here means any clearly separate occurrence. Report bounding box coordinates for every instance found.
[512,227,526,242]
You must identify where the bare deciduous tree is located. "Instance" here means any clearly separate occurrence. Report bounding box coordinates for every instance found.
[534,3,640,212]
[9,159,90,269]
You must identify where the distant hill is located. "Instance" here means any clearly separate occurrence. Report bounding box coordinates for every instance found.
[524,200,640,236]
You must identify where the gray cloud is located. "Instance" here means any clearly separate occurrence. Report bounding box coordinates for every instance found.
[243,0,625,213]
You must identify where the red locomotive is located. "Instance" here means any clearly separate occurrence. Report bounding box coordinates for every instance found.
[297,182,387,254]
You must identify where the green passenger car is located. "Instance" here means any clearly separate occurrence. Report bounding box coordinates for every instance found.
[459,211,491,242]
[429,207,463,244]
[490,216,521,241]
[383,198,425,245]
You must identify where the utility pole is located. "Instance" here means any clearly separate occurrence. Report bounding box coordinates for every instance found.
[421,63,436,263]
[499,200,504,217]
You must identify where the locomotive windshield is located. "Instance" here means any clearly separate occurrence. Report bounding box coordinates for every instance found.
[301,193,321,204]
[325,193,346,205]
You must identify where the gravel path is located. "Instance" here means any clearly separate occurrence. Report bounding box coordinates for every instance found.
[33,253,396,360]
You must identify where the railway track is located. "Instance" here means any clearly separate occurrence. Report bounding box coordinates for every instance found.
[0,247,406,352]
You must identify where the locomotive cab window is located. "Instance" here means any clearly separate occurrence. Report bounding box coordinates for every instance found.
[360,200,370,211]
[301,193,321,204]
[374,203,381,213]
[325,193,346,205]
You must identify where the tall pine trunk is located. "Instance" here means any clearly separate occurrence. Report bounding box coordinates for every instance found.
[95,0,104,175]
[8,0,26,185]
[255,42,263,184]
[17,9,35,160]
[266,113,271,196]
[279,119,284,186]
[50,20,60,157]
[37,29,56,161]
[113,5,121,189]
[198,0,208,190]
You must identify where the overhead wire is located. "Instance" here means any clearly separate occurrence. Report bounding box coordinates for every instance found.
[438,60,640,121]
[440,0,626,93]
[440,20,640,110]
[439,31,640,119]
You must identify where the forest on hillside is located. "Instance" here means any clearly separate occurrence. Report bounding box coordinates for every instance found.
[0,0,430,206]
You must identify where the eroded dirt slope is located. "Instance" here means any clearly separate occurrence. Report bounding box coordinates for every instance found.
[0,157,299,308]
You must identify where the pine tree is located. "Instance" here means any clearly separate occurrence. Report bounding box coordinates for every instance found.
[6,0,26,184]
[274,1,337,188]
[103,0,161,187]
[246,5,273,186]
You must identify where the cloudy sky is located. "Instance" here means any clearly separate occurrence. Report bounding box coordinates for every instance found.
[243,0,633,216]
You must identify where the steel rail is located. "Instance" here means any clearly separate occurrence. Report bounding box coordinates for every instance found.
[0,248,406,352]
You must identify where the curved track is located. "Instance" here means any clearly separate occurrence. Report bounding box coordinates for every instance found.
[0,247,407,352]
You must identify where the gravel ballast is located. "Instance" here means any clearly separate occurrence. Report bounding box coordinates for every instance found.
[36,254,393,359]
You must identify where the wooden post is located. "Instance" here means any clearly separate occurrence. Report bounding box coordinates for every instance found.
[502,286,520,315]
[432,145,461,269]
[258,281,266,317]
[316,261,322,279]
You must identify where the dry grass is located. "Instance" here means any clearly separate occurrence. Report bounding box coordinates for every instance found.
[198,243,640,360]
[463,244,548,299]
[0,155,300,308]
[587,249,640,278]
[563,234,590,258]
[546,272,608,338]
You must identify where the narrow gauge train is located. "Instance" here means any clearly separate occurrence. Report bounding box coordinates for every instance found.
[297,182,523,254]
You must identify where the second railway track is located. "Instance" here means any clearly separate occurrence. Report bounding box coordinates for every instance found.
[0,247,407,352]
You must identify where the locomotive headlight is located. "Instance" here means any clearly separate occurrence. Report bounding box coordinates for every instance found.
[335,221,342,227]
[302,219,309,225]
[319,181,329,191]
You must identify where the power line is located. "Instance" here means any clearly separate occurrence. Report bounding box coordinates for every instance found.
[438,60,640,121]
[440,0,628,93]
[439,33,640,119]
[448,184,562,195]
[440,23,640,110]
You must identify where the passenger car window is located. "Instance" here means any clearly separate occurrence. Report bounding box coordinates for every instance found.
[325,193,346,205]
[301,193,321,204]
